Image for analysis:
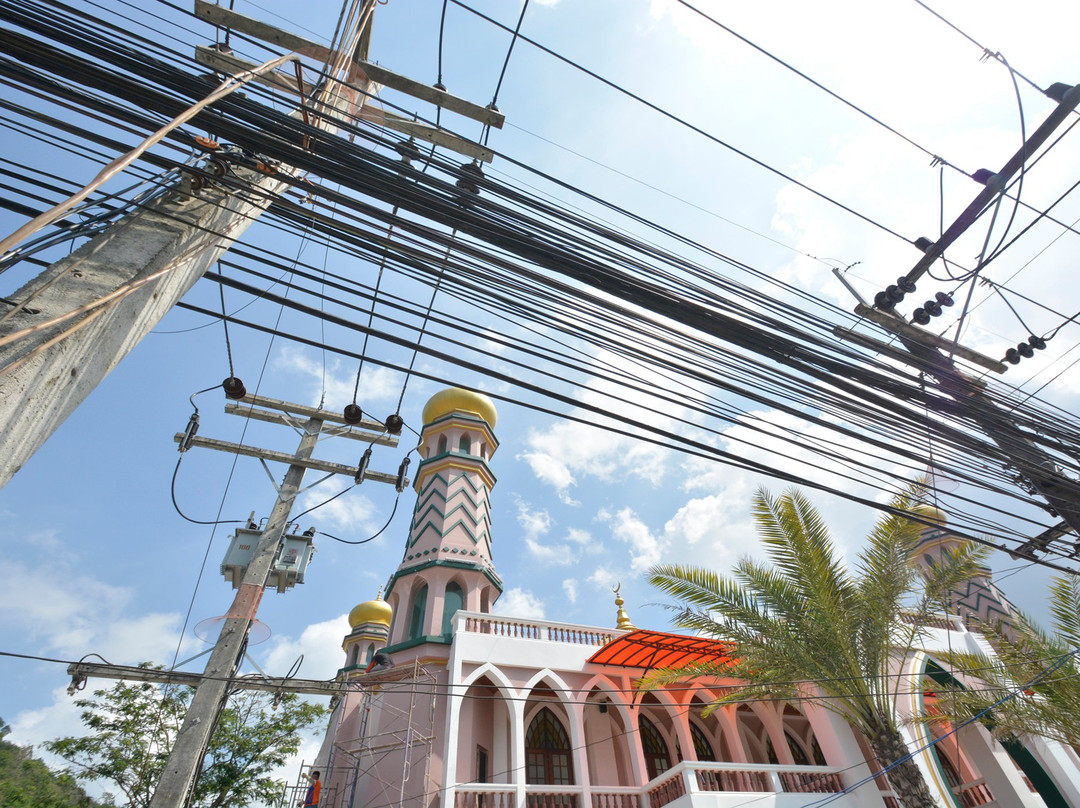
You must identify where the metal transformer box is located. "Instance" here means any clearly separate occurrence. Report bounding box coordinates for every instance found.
[220,527,314,593]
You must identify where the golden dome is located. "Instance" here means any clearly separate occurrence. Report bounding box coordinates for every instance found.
[348,592,392,629]
[911,502,947,526]
[422,388,497,429]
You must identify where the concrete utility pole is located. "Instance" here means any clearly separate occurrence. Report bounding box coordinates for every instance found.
[150,393,406,808]
[0,162,292,489]
[150,414,319,808]
[0,0,503,492]
[838,82,1080,551]
[0,2,375,490]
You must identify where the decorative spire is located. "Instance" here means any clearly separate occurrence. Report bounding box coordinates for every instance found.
[613,583,636,630]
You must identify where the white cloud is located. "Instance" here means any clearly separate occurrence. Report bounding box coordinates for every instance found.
[515,499,552,541]
[602,507,665,573]
[518,448,579,504]
[587,567,620,591]
[0,561,185,662]
[519,419,671,504]
[562,579,578,604]
[519,502,598,567]
[565,527,592,545]
[261,614,352,681]
[298,488,380,535]
[661,487,759,570]
[275,346,399,411]
[11,685,84,742]
[492,588,545,620]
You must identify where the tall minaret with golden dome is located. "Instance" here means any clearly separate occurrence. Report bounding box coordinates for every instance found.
[382,387,502,651]
[911,502,1019,631]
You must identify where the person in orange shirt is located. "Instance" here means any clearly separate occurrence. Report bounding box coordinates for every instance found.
[301,771,321,807]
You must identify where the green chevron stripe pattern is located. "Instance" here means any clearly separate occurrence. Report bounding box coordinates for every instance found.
[407,471,493,549]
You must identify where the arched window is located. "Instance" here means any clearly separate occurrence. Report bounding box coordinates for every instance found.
[639,716,671,780]
[526,708,574,785]
[365,644,376,665]
[785,731,809,766]
[409,584,428,639]
[459,434,471,453]
[690,722,716,762]
[443,582,464,636]
[437,435,448,454]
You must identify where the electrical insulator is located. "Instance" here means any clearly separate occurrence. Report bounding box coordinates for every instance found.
[354,447,372,484]
[1029,335,1047,350]
[223,376,247,400]
[897,276,917,294]
[394,457,411,493]
[925,300,942,317]
[1005,348,1021,365]
[343,403,363,425]
[384,413,404,435]
[1017,342,1034,359]
[912,308,931,325]
[394,137,423,166]
[913,237,934,253]
[455,161,483,195]
[936,291,954,307]
[179,411,200,453]
[874,291,895,310]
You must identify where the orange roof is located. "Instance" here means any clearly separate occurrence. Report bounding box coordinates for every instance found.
[587,629,739,671]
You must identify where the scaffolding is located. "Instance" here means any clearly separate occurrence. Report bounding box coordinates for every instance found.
[301,660,440,808]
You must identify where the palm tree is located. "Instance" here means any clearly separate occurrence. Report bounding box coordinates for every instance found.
[930,575,1080,750]
[647,486,984,808]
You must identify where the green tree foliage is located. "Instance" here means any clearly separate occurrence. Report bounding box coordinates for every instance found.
[647,486,984,808]
[932,575,1080,749]
[45,668,327,808]
[0,717,103,808]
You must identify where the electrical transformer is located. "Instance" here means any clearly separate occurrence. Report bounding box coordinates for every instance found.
[220,525,314,593]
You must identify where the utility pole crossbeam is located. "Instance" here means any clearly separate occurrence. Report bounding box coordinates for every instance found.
[66,661,349,698]
[838,82,1080,557]
[900,83,1080,289]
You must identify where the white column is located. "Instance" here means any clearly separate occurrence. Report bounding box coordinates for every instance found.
[957,724,1044,808]
[511,688,527,808]
[568,697,590,808]
[1021,735,1080,807]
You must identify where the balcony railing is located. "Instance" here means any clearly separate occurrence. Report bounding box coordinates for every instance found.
[645,761,852,808]
[954,778,994,807]
[454,786,516,808]
[460,612,621,646]
[452,761,852,808]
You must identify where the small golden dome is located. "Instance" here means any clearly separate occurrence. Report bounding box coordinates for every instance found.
[349,591,392,629]
[422,388,497,429]
[911,502,947,526]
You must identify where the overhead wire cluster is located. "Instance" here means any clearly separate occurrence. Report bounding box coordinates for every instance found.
[1,0,1080,568]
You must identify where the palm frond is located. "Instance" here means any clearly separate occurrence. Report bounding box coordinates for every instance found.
[1049,576,1080,651]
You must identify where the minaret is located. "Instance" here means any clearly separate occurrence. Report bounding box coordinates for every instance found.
[341,588,392,673]
[911,502,1020,632]
[383,387,502,652]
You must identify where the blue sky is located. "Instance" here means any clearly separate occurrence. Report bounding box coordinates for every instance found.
[3,0,1080,790]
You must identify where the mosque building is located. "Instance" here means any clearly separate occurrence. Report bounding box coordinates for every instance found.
[310,388,1080,808]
